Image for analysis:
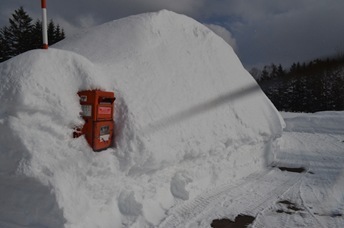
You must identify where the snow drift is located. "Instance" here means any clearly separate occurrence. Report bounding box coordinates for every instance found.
[0,10,284,228]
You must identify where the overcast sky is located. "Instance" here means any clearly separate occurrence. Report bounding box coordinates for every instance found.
[1,0,344,69]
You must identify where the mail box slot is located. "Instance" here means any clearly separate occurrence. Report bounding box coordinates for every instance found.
[78,90,115,121]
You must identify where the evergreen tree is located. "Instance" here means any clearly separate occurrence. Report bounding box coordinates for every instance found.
[47,20,55,44]
[54,25,65,43]
[0,33,9,62]
[49,22,65,44]
[289,63,297,74]
[0,7,66,62]
[255,55,344,112]
[3,7,34,58]
[332,76,344,110]
[260,66,269,81]
[276,64,285,77]
[270,64,277,78]
[31,20,43,49]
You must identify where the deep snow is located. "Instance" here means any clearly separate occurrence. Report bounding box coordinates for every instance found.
[2,10,340,228]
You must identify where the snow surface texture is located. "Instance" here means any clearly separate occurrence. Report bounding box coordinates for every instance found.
[0,10,283,227]
[166,111,343,228]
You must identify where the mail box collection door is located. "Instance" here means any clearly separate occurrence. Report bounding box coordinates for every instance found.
[92,121,114,151]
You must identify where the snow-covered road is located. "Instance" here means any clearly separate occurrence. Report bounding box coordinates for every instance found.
[159,112,344,228]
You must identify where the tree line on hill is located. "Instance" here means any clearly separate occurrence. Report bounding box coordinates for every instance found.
[0,7,65,62]
[250,54,344,112]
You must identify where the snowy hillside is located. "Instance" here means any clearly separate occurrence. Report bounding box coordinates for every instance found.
[0,10,284,227]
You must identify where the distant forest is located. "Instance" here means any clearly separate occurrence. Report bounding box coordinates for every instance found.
[250,54,344,113]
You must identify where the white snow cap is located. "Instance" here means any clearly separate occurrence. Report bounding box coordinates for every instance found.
[0,10,284,228]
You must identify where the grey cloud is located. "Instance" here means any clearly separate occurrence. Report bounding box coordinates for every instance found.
[231,0,344,67]
[44,0,204,28]
[204,24,238,51]
[1,0,344,68]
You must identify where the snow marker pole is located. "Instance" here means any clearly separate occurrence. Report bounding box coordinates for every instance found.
[41,0,48,49]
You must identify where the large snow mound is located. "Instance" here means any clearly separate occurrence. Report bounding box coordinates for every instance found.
[0,10,284,228]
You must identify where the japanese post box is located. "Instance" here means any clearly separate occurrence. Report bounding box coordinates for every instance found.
[75,90,116,151]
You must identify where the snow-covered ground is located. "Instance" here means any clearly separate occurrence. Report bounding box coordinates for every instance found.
[0,10,343,228]
[164,111,344,228]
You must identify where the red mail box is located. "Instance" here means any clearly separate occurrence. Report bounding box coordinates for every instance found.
[75,90,116,151]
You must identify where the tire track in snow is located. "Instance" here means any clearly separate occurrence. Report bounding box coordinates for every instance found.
[243,171,308,228]
[274,176,325,228]
[256,131,344,228]
[158,171,266,228]
[299,170,344,228]
[159,169,304,228]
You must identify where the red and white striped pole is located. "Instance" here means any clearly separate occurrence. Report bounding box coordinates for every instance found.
[41,0,48,49]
